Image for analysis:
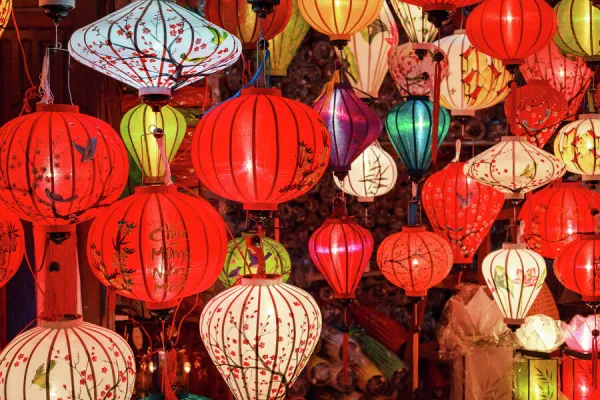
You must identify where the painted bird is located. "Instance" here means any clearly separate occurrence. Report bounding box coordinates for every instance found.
[45,188,78,203]
[72,137,97,163]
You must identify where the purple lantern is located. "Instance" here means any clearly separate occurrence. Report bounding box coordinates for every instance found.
[313,82,382,179]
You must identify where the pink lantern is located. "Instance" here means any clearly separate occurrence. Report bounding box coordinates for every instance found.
[563,315,600,399]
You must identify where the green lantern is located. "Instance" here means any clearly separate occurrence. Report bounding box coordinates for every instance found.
[120,104,186,182]
[220,233,292,288]
[554,0,600,66]
[514,354,559,399]
[268,0,310,77]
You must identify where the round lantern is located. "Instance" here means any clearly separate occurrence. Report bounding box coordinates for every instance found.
[314,83,382,178]
[554,114,600,183]
[389,43,449,97]
[504,80,569,148]
[422,158,505,265]
[396,0,483,27]
[0,211,24,288]
[464,136,566,200]
[389,1,437,44]
[333,141,398,202]
[521,41,593,116]
[220,233,291,288]
[555,234,600,302]
[120,104,186,181]
[385,96,450,182]
[0,0,11,38]
[0,318,136,400]
[200,275,322,400]
[438,30,511,117]
[377,226,453,297]
[297,0,383,46]
[205,0,292,50]
[482,243,547,326]
[268,0,310,77]
[554,0,600,67]
[466,0,557,69]
[87,185,227,309]
[0,104,129,226]
[69,0,241,109]
[519,182,600,259]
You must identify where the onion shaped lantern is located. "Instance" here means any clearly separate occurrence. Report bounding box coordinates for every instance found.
[464,136,566,200]
[87,185,227,310]
[0,0,10,38]
[389,1,437,44]
[482,243,547,326]
[555,234,600,302]
[396,0,483,28]
[0,211,24,288]
[200,275,322,400]
[0,104,129,226]
[69,0,242,110]
[554,114,600,184]
[554,0,600,67]
[192,88,330,211]
[268,0,310,77]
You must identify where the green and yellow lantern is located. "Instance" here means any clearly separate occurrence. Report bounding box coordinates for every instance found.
[268,0,310,77]
[554,0,600,67]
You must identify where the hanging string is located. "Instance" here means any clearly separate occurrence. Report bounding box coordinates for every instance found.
[431,33,443,164]
[153,128,173,185]
[11,8,38,114]
[38,23,74,106]
[342,305,350,385]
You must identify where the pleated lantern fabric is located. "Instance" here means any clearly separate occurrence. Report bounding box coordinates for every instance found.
[554,114,600,182]
[0,104,129,226]
[192,88,330,211]
[554,0,600,66]
[388,43,449,97]
[389,1,437,44]
[0,318,136,400]
[313,83,382,177]
[268,0,310,76]
[309,216,374,299]
[0,0,11,39]
[87,185,227,309]
[519,182,600,259]
[204,0,292,50]
[0,211,24,288]
[555,234,600,302]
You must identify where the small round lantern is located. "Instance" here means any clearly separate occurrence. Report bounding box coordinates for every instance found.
[389,1,437,44]
[0,211,24,288]
[563,315,600,400]
[192,87,330,210]
[554,114,600,183]
[0,0,11,38]
[268,0,310,77]
[389,43,449,97]
[554,0,600,67]
[555,234,600,302]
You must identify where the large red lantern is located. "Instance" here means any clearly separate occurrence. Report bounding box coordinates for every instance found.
[554,234,600,302]
[0,104,129,226]
[192,88,330,211]
[519,182,600,259]
[0,211,24,288]
[87,185,227,309]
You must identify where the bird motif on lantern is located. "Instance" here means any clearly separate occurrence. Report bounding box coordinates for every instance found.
[388,1,437,45]
[192,87,330,211]
[0,211,24,289]
[0,0,11,38]
[554,0,600,68]
[554,114,600,185]
[268,0,310,77]
[395,0,483,27]
[68,0,242,110]
[504,80,569,148]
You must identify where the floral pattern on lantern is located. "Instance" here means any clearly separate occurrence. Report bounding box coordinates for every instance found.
[482,243,547,325]
[199,275,322,400]
[554,0,600,65]
[0,211,24,288]
[554,234,600,302]
[516,315,565,353]
[389,43,449,97]
[69,0,241,97]
[0,104,129,226]
[554,114,600,182]
[0,318,136,400]
[377,226,453,297]
[0,0,11,38]
[268,0,310,77]
[389,1,437,44]
[464,136,566,200]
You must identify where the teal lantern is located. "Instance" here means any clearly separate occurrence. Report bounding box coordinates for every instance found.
[385,96,450,182]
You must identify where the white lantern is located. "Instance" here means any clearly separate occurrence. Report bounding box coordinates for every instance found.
[0,318,136,400]
[333,141,398,202]
[200,275,322,400]
[516,315,565,353]
[389,1,437,44]
[464,136,566,200]
[482,243,547,326]
[554,114,600,182]
[68,0,241,105]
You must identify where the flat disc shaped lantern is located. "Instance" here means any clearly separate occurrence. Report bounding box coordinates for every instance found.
[68,0,242,110]
[555,233,600,302]
[0,211,24,288]
[0,104,129,226]
[554,114,600,184]
[87,185,228,309]
[554,0,600,67]
[482,243,547,326]
[464,136,566,200]
[0,0,11,38]
[268,0,310,77]
[388,1,437,44]
[200,275,322,400]
[192,87,330,211]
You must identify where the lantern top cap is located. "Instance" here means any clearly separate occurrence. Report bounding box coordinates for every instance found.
[241,274,283,286]
[36,103,80,113]
[135,184,178,195]
[578,113,600,120]
[240,87,282,97]
[500,136,526,142]
[406,95,431,102]
[40,316,84,329]
[501,243,528,250]
[402,225,426,233]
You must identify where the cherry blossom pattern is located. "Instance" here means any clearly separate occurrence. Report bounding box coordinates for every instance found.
[0,211,24,288]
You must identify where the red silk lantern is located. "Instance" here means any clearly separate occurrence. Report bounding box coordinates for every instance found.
[519,182,600,259]
[0,104,129,226]
[466,0,557,69]
[521,41,593,116]
[504,80,569,147]
[192,87,330,211]
[554,234,600,302]
[87,185,227,309]
[204,0,292,50]
[0,211,24,288]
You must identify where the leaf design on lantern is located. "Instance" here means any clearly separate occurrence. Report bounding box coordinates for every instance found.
[31,360,56,389]
[534,366,556,400]
[280,141,329,194]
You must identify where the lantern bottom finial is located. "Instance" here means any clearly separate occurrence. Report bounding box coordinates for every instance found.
[139,87,173,112]
[425,10,452,29]
[39,0,75,24]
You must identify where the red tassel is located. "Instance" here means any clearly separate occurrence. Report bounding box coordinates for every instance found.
[510,80,518,136]
[432,61,442,164]
[274,214,280,242]
[412,301,420,392]
[162,348,178,400]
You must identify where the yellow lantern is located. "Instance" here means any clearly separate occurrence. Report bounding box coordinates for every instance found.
[343,2,399,98]
[554,0,600,66]
[268,0,310,77]
[554,114,600,182]
[298,0,384,46]
[389,1,437,44]
[438,30,511,117]
[0,0,10,38]
[120,104,186,182]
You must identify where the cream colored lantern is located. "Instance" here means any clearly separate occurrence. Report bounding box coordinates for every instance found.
[554,114,600,182]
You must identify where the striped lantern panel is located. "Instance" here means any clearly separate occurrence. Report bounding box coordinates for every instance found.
[199,276,322,400]
[0,211,24,288]
[268,0,310,77]
[0,318,135,400]
[554,115,600,182]
[555,235,600,302]
[554,0,600,65]
[389,1,437,44]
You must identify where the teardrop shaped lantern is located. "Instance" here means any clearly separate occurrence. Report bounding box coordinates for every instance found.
[200,275,322,400]
[464,136,566,200]
[69,0,242,109]
[388,43,449,97]
[0,0,11,38]
[554,0,600,67]
[192,88,330,211]
[87,185,227,309]
[120,104,186,182]
[0,211,24,288]
[521,41,593,116]
[504,80,569,148]
[519,182,600,259]
[0,104,129,226]
[268,0,310,77]
[482,243,547,326]
[389,1,437,44]
[395,0,483,28]
[554,114,600,184]
[555,234,600,302]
